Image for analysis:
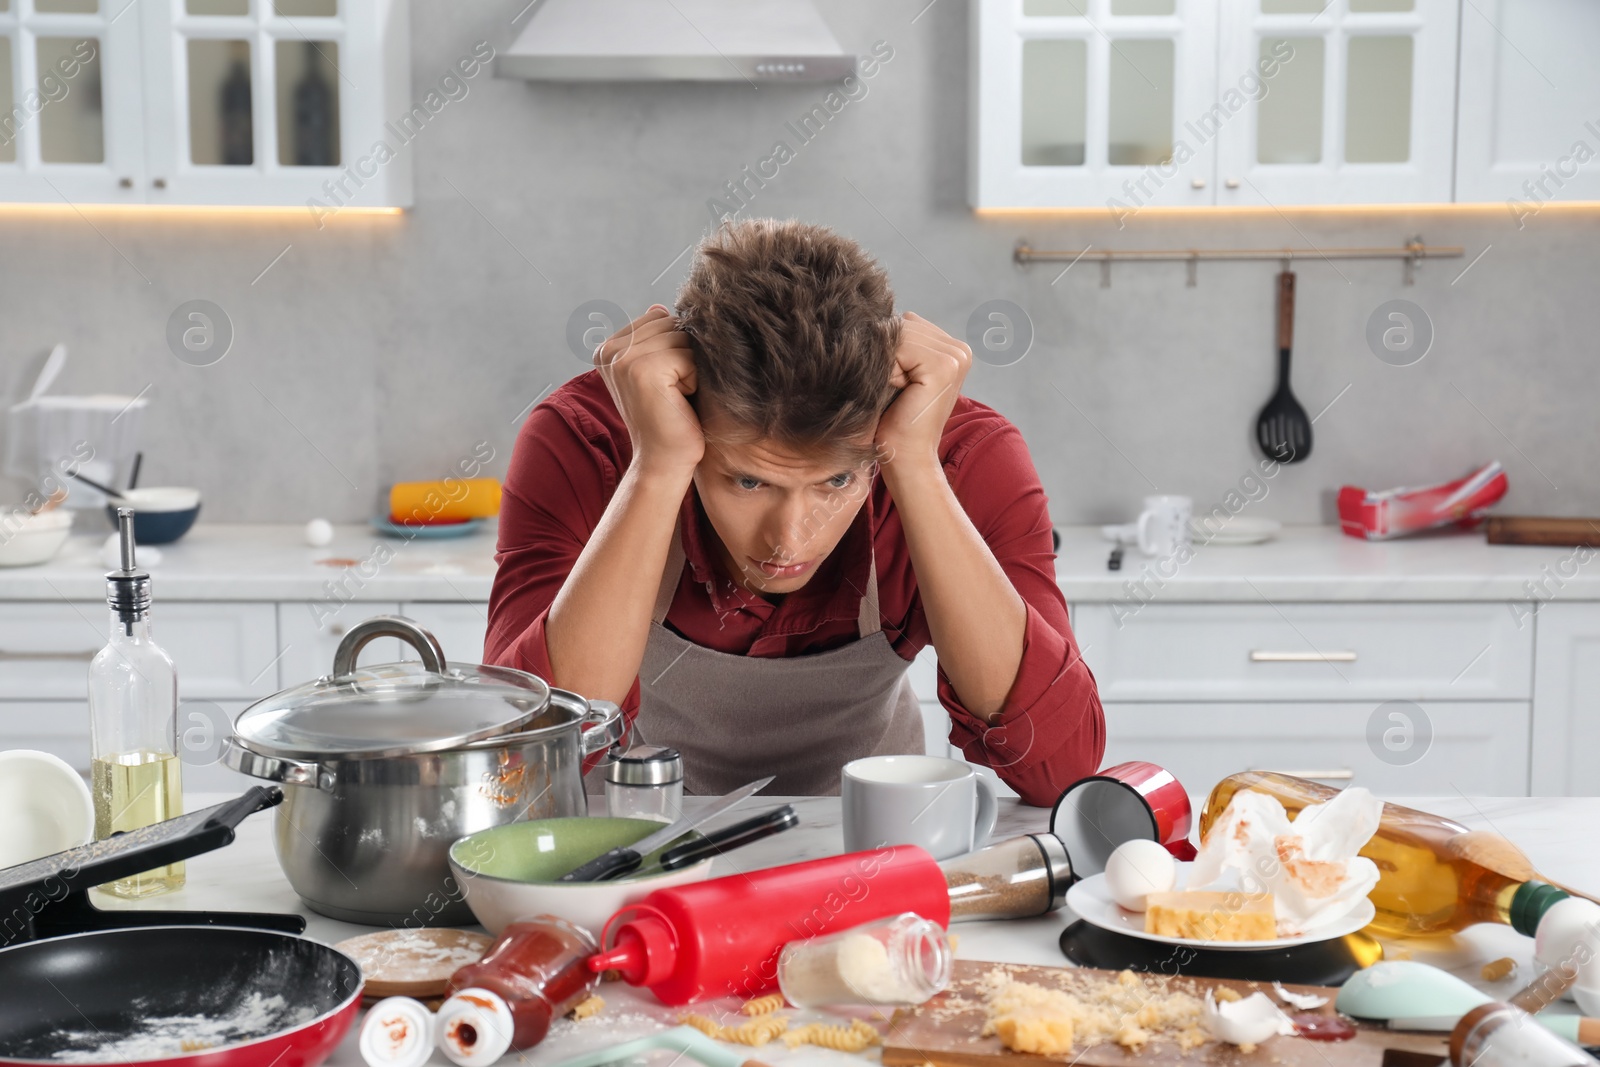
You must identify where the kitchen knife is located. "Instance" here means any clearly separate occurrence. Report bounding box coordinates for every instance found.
[557,776,774,883]
[647,804,799,873]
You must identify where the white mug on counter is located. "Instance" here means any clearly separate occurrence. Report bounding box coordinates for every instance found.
[841,754,998,861]
[0,749,93,869]
[1136,495,1193,558]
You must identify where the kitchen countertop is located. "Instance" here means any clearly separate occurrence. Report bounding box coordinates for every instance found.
[87,791,1596,1066]
[3,521,1593,604]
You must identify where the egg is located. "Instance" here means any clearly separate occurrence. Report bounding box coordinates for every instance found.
[1103,838,1178,912]
[304,518,334,547]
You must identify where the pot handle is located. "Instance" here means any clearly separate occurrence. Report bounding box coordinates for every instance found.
[579,700,625,757]
[332,615,446,677]
[221,738,338,792]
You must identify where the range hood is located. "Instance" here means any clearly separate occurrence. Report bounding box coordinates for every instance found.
[497,0,857,83]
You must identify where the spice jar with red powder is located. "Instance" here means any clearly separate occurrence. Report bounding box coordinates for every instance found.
[436,916,599,1066]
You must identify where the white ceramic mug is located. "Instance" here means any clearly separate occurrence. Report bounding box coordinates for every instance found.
[0,749,93,869]
[841,754,998,861]
[1136,495,1193,558]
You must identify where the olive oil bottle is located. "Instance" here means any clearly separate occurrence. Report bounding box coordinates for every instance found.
[1200,771,1569,938]
[89,509,184,898]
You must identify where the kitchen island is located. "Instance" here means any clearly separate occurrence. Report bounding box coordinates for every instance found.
[87,791,1596,1066]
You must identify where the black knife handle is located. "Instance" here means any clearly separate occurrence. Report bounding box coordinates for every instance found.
[558,846,643,883]
[659,805,799,871]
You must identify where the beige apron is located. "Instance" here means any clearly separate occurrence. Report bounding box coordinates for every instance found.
[596,527,925,797]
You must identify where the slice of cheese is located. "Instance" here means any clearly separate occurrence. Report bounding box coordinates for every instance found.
[1144,891,1277,941]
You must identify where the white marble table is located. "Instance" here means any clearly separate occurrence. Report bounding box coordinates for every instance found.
[82,792,1597,1066]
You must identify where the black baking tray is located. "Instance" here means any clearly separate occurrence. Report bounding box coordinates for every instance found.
[1060,919,1381,985]
[0,785,305,944]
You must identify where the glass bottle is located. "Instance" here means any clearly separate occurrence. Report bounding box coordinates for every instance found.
[778,912,952,1008]
[940,833,1074,921]
[89,509,183,899]
[1200,772,1566,938]
[604,744,684,823]
[1451,1002,1600,1067]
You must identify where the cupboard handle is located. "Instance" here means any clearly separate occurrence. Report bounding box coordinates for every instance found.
[1250,650,1357,663]
[1225,177,1240,189]
[152,178,168,189]
[1190,177,1206,189]
[1256,768,1355,781]
[0,649,98,662]
[118,177,133,189]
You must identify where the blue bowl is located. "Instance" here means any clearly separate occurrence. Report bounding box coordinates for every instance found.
[105,487,202,545]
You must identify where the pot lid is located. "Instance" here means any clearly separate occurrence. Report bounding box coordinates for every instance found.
[230,616,551,761]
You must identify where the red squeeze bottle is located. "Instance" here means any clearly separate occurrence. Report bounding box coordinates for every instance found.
[437,916,599,1065]
[587,846,950,1005]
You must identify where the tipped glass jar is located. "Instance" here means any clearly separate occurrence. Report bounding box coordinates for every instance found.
[777,912,951,1008]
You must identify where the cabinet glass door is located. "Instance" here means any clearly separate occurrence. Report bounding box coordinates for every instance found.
[1215,0,1456,205]
[972,0,1217,209]
[0,0,145,203]
[140,0,385,207]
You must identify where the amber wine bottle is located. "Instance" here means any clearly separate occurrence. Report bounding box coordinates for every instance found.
[1200,772,1567,938]
[88,509,184,898]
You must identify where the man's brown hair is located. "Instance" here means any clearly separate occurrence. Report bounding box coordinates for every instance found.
[675,218,899,460]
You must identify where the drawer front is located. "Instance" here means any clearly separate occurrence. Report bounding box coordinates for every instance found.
[277,602,402,688]
[1102,700,1530,797]
[0,700,92,775]
[1074,602,1532,702]
[399,602,490,664]
[0,602,279,699]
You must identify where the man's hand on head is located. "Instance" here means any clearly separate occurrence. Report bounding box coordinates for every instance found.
[594,305,705,481]
[874,311,972,474]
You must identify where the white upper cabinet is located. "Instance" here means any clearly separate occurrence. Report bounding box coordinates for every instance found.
[0,0,410,207]
[1455,0,1600,205]
[971,0,1219,209]
[971,0,1464,208]
[1214,0,1458,206]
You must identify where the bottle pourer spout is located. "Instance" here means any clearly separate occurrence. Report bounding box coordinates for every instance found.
[117,507,136,572]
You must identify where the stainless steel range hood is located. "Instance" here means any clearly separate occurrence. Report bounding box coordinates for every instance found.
[497,0,857,83]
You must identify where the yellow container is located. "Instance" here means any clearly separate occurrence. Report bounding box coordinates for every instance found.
[389,478,501,523]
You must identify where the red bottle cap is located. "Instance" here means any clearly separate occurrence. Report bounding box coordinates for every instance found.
[590,912,677,987]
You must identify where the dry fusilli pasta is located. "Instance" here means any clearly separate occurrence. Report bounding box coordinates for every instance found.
[741,993,786,1016]
[570,995,605,1020]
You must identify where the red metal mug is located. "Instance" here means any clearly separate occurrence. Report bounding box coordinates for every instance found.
[1050,760,1194,877]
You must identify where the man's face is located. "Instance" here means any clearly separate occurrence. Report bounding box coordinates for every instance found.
[693,404,877,597]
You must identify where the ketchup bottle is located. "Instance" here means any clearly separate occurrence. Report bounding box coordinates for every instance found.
[437,916,598,1066]
[587,846,950,1005]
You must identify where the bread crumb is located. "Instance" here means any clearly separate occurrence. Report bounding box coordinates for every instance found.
[1213,986,1243,1003]
[569,995,604,1020]
[980,970,1204,1055]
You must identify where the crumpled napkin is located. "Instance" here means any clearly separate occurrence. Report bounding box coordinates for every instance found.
[1190,787,1382,935]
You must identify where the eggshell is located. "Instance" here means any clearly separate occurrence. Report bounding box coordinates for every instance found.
[1103,839,1178,912]
[1203,991,1296,1046]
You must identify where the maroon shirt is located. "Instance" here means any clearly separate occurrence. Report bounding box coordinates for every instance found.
[485,371,1105,807]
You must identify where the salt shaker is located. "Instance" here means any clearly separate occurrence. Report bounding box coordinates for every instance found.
[604,745,683,822]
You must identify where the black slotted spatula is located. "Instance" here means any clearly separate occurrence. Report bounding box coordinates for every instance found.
[1254,268,1312,463]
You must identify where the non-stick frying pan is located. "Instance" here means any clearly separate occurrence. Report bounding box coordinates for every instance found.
[0,926,362,1066]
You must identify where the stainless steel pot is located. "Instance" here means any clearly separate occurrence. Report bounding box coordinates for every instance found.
[222,615,623,926]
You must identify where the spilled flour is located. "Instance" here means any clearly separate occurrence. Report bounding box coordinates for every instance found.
[44,993,316,1063]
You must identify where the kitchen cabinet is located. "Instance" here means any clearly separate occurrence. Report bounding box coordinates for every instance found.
[277,600,401,683]
[971,0,1461,208]
[396,600,491,663]
[1454,0,1600,204]
[1530,602,1600,796]
[0,0,411,207]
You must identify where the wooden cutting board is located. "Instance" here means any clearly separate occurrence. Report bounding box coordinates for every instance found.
[883,960,1448,1067]
[335,928,493,999]
[1485,516,1600,547]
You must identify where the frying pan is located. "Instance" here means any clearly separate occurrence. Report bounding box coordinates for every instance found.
[0,926,362,1066]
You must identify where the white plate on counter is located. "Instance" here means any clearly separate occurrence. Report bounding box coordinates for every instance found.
[1065,863,1375,951]
[1190,517,1282,545]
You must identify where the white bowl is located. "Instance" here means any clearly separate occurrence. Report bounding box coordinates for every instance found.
[121,487,201,512]
[0,509,73,567]
[0,749,93,868]
[449,817,715,939]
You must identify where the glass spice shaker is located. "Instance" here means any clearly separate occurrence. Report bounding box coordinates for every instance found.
[778,912,952,1008]
[604,745,683,822]
[1451,1002,1600,1067]
[940,833,1074,921]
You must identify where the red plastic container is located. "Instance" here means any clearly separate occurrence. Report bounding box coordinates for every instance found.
[588,846,950,1005]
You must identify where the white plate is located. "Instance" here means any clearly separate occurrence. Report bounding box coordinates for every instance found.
[1191,517,1281,545]
[1066,864,1376,951]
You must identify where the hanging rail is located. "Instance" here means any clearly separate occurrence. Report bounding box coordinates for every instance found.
[1013,235,1465,286]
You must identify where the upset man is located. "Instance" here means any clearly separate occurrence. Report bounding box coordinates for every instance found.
[486,218,1103,806]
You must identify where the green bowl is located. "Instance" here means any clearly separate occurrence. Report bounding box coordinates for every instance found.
[449,817,715,937]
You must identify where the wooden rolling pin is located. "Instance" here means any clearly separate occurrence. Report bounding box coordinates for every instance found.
[1485,516,1600,547]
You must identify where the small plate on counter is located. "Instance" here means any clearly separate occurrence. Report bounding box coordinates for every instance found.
[1190,516,1282,546]
[1066,863,1375,951]
[369,516,487,539]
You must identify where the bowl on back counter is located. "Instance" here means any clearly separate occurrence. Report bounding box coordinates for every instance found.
[449,816,715,937]
[104,486,201,544]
